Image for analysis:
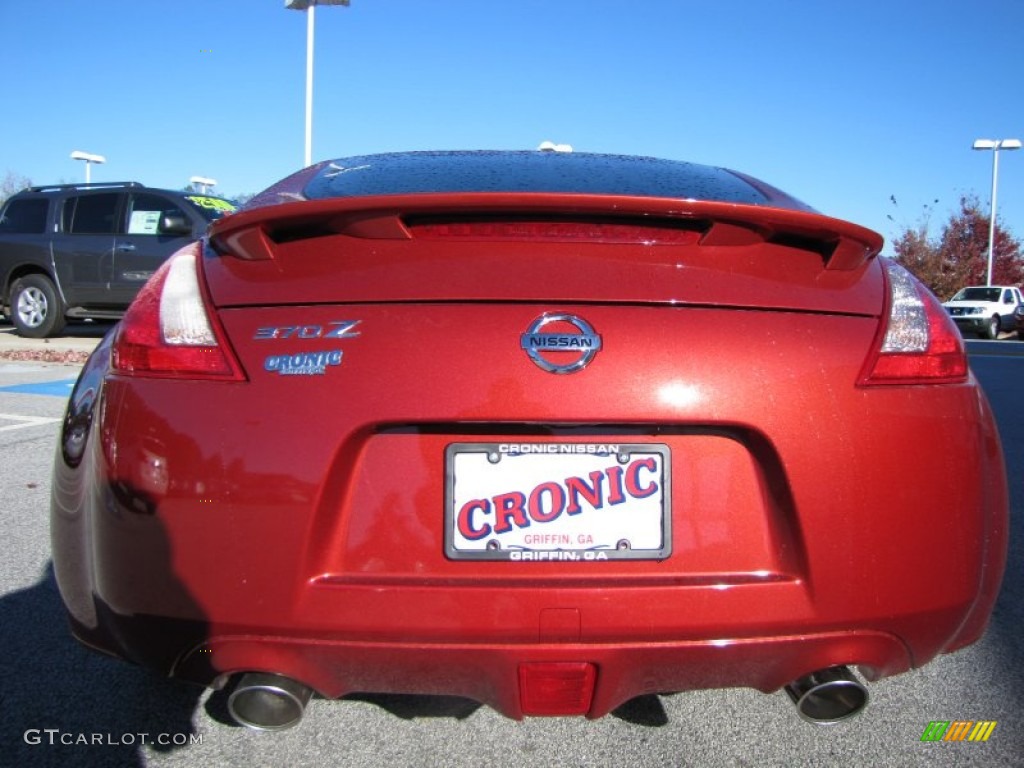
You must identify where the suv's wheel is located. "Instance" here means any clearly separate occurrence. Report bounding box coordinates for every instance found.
[982,315,1000,340]
[11,275,66,338]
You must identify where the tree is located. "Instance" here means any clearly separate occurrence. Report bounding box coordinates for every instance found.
[892,195,1024,298]
[1,171,32,207]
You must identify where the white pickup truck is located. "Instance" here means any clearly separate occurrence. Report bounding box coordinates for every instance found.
[943,285,1024,339]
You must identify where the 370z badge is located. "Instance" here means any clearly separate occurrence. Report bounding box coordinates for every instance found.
[520,313,601,374]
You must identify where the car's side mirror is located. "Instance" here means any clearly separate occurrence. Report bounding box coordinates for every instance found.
[160,214,193,236]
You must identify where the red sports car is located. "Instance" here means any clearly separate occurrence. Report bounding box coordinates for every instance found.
[51,151,1008,730]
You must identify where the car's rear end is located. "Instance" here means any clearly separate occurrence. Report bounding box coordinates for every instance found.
[51,152,1008,727]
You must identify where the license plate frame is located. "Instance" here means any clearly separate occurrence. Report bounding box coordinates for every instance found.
[444,442,671,561]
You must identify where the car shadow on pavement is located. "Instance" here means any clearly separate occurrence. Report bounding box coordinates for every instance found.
[0,564,203,768]
[204,671,669,727]
[341,691,671,726]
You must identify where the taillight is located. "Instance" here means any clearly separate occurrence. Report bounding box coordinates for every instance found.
[111,243,244,380]
[858,259,967,386]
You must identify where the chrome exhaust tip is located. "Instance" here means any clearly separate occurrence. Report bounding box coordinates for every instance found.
[785,665,868,724]
[227,672,313,731]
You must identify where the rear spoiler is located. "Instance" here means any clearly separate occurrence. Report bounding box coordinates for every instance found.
[208,193,884,272]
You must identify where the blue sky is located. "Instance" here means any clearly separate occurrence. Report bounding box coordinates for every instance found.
[2,0,1023,254]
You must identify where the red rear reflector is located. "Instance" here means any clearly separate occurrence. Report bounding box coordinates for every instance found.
[519,662,596,716]
[408,218,702,245]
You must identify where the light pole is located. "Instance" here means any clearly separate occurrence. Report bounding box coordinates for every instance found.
[189,176,217,194]
[972,138,1021,286]
[537,141,574,153]
[70,151,106,184]
[285,0,351,167]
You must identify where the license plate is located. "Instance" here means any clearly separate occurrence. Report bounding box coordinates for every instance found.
[444,443,671,561]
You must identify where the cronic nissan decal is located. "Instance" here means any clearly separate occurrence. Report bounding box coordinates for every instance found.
[520,313,602,374]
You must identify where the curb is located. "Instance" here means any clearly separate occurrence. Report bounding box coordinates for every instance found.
[0,322,109,364]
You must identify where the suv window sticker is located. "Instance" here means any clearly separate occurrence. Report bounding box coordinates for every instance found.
[128,211,161,235]
[186,196,236,213]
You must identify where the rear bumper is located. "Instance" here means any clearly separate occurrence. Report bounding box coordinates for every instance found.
[190,631,914,720]
[70,608,910,719]
[62,520,997,717]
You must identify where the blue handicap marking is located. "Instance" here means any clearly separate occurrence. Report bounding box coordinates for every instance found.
[0,379,78,397]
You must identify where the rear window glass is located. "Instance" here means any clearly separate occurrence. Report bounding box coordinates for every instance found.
[0,198,48,234]
[63,193,121,234]
[303,152,785,207]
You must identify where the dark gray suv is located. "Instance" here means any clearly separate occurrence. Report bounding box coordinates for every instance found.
[0,181,235,337]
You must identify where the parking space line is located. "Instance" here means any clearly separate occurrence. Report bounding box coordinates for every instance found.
[0,413,62,432]
[0,379,78,397]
